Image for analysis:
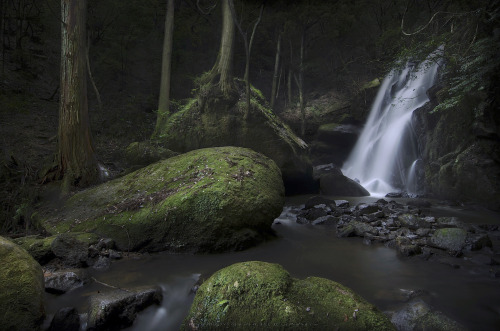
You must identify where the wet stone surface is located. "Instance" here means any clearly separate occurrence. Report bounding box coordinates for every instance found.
[290,196,500,277]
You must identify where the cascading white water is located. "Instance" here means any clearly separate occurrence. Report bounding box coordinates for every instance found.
[342,48,442,196]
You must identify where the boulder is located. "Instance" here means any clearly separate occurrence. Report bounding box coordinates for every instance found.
[87,286,162,331]
[390,299,466,331]
[50,233,100,267]
[0,236,45,330]
[155,82,315,194]
[430,228,467,254]
[14,235,56,265]
[320,172,370,197]
[41,147,285,253]
[48,307,80,331]
[304,196,337,210]
[183,261,394,330]
[44,269,89,294]
[398,214,431,230]
[338,221,377,238]
[312,123,360,165]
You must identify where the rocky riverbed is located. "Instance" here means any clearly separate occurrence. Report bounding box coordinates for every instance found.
[284,196,500,278]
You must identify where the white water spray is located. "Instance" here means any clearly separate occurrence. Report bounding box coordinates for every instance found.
[343,48,442,196]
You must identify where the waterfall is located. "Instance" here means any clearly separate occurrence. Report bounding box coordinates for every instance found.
[342,48,442,196]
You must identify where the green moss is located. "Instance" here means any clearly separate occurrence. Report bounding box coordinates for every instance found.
[0,236,45,330]
[318,123,339,133]
[183,261,395,330]
[41,147,284,253]
[14,235,56,264]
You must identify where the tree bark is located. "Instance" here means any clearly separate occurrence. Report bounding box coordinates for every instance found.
[270,31,281,111]
[299,29,305,137]
[57,0,98,191]
[218,0,235,96]
[154,0,174,137]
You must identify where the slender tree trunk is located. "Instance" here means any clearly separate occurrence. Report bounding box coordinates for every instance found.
[287,67,292,106]
[270,31,281,111]
[58,0,98,191]
[154,0,174,137]
[230,1,263,119]
[0,0,5,74]
[218,0,234,95]
[198,0,234,96]
[299,29,305,137]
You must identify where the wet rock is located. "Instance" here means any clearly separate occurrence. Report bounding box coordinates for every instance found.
[297,208,328,223]
[0,236,45,330]
[107,249,122,259]
[338,221,377,237]
[398,244,423,257]
[87,286,163,331]
[423,216,436,224]
[335,200,350,208]
[357,203,380,215]
[468,233,492,251]
[436,217,464,229]
[45,269,88,294]
[398,214,430,230]
[48,307,80,331]
[183,261,394,330]
[390,299,466,331]
[304,196,336,210]
[319,172,370,196]
[92,256,111,270]
[430,228,467,254]
[416,228,432,237]
[51,233,100,267]
[312,216,338,225]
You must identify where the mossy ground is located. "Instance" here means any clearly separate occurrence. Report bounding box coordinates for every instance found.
[183,261,394,330]
[41,147,284,253]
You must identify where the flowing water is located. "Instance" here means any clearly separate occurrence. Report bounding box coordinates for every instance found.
[343,48,443,196]
[44,196,500,331]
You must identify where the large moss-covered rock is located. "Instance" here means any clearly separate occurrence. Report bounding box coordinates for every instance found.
[154,81,315,194]
[183,261,394,330]
[0,236,45,330]
[41,147,285,253]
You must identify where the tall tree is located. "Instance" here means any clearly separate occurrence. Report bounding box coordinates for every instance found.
[228,0,263,119]
[270,30,281,111]
[57,0,99,191]
[199,0,235,96]
[153,0,175,137]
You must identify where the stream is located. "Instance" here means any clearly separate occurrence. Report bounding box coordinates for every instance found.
[45,195,500,330]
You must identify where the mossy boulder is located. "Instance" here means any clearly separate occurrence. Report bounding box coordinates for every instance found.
[14,235,56,264]
[154,81,315,194]
[41,147,285,253]
[183,261,394,330]
[0,236,45,330]
[430,228,467,254]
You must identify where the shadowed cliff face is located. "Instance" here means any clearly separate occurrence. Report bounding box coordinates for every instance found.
[414,89,500,210]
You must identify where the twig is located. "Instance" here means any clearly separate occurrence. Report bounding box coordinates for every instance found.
[91,277,131,292]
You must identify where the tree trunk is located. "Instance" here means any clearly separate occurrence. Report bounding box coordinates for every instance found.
[198,0,234,96]
[57,0,98,191]
[218,0,235,96]
[270,31,281,111]
[0,0,5,74]
[154,0,174,137]
[299,29,305,137]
